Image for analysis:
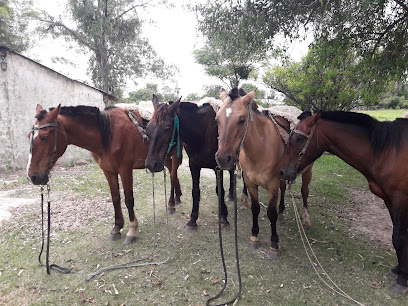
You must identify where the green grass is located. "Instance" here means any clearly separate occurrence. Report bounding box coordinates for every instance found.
[0,154,404,305]
[358,109,408,121]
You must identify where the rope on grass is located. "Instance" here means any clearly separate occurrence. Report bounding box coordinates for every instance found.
[288,183,365,306]
[85,170,173,281]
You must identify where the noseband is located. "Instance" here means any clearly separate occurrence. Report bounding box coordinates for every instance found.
[290,122,317,177]
[30,122,58,177]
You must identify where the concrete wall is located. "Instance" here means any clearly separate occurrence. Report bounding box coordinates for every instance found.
[0,47,116,171]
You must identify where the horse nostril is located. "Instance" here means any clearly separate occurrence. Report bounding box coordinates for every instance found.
[279,170,284,178]
[226,155,232,163]
[30,175,37,184]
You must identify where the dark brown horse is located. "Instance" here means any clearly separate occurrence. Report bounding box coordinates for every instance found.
[145,95,243,231]
[215,89,313,259]
[279,111,408,294]
[27,104,182,244]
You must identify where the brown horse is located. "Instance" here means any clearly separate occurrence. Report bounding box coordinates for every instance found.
[27,104,182,244]
[215,88,313,259]
[279,111,408,294]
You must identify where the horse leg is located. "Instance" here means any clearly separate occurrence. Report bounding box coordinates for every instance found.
[103,170,123,241]
[301,165,313,232]
[164,157,178,214]
[278,180,286,221]
[241,175,250,210]
[227,169,234,201]
[185,164,200,232]
[120,169,138,244]
[267,181,280,259]
[173,155,182,204]
[216,170,229,229]
[246,182,260,249]
[389,204,408,294]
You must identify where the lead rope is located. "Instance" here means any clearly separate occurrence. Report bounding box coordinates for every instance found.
[38,184,71,274]
[288,183,364,306]
[85,170,172,282]
[206,168,242,306]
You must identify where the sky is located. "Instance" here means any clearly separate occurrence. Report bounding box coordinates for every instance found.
[27,0,311,97]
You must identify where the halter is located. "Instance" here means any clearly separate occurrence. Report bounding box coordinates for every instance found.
[290,122,317,178]
[30,122,58,176]
[166,114,181,158]
[236,104,253,162]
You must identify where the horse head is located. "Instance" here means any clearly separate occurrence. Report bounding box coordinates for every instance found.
[145,94,181,172]
[279,111,320,181]
[27,104,68,185]
[215,88,256,171]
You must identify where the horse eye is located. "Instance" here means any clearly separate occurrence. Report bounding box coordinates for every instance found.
[238,118,246,125]
[41,136,48,142]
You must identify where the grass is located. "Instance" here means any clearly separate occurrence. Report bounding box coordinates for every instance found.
[0,154,404,305]
[358,109,408,121]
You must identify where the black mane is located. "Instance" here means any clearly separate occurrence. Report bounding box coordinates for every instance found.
[49,105,111,150]
[321,111,406,154]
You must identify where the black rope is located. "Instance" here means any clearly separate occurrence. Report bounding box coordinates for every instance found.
[38,185,71,274]
[206,168,242,305]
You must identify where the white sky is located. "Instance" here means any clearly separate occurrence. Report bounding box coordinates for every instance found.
[27,0,311,97]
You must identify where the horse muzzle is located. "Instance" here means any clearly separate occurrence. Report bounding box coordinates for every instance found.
[29,172,49,185]
[279,168,297,182]
[145,159,164,173]
[215,153,236,171]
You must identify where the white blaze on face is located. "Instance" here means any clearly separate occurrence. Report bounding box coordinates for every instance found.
[226,107,232,118]
[26,126,39,178]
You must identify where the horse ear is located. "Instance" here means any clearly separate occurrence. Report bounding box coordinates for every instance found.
[168,97,181,115]
[36,104,44,115]
[220,89,228,102]
[48,104,61,122]
[152,94,159,109]
[311,110,322,125]
[242,89,257,107]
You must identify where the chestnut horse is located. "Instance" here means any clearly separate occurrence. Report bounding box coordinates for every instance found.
[215,88,313,259]
[27,104,182,244]
[145,95,243,231]
[279,111,408,294]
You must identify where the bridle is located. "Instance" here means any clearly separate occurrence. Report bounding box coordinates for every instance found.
[290,122,317,179]
[30,122,58,177]
[236,104,253,162]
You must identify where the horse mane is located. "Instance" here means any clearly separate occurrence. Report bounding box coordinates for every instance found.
[48,105,111,150]
[321,111,404,154]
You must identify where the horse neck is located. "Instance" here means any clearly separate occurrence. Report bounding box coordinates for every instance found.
[319,119,375,176]
[177,106,211,146]
[242,111,284,162]
[59,115,105,156]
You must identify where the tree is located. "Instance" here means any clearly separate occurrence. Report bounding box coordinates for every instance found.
[195,0,408,89]
[0,0,32,52]
[35,0,174,95]
[126,83,179,103]
[263,39,388,111]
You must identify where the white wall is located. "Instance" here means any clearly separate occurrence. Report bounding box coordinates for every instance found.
[0,48,114,171]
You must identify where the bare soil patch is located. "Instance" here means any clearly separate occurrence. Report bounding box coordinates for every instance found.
[348,189,393,250]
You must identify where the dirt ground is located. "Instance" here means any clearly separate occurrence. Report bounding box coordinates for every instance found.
[0,165,393,249]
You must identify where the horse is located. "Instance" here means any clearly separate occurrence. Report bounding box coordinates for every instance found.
[145,95,247,231]
[279,111,408,294]
[27,104,182,244]
[215,88,313,259]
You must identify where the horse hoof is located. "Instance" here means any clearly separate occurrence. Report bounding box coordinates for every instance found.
[278,213,285,221]
[247,240,260,249]
[389,282,408,295]
[167,207,176,215]
[175,200,182,205]
[221,222,230,230]
[240,203,250,210]
[227,195,234,202]
[385,271,398,281]
[303,225,311,232]
[268,248,280,259]
[185,225,198,232]
[123,236,137,244]
[108,233,121,241]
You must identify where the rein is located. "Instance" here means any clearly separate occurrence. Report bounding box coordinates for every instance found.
[235,105,253,167]
[287,183,364,306]
[207,167,242,305]
[38,185,71,274]
[167,114,181,158]
[290,123,317,178]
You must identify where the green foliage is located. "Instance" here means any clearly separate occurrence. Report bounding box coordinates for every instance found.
[35,0,174,95]
[263,38,390,111]
[0,0,32,52]
[125,83,179,103]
